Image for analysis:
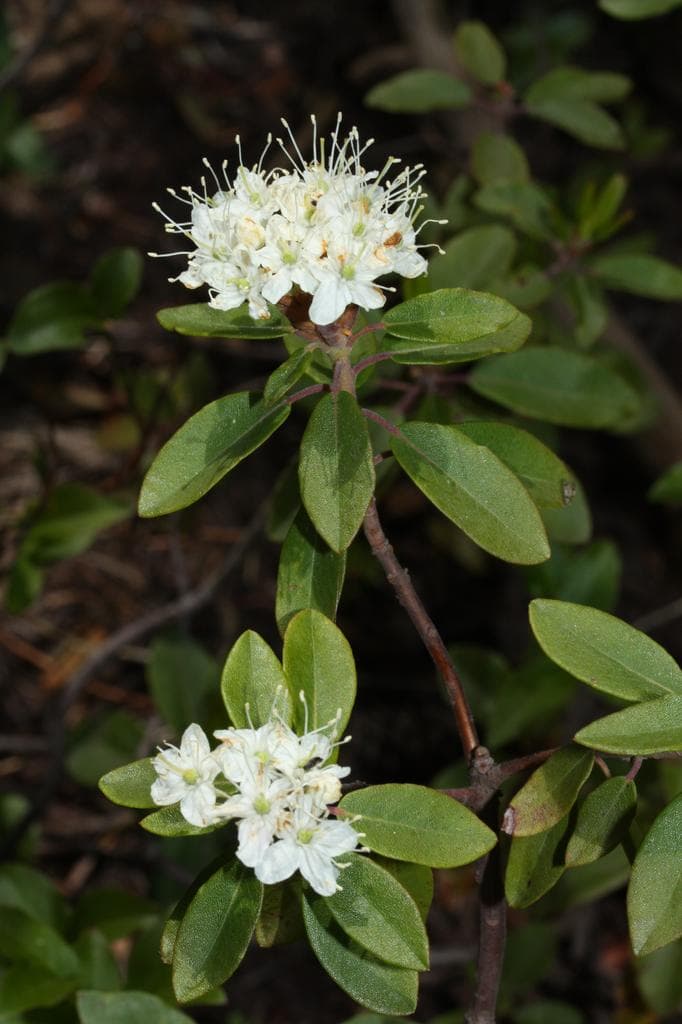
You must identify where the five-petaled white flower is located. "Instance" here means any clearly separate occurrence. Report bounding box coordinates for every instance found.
[151,114,439,326]
[150,723,220,828]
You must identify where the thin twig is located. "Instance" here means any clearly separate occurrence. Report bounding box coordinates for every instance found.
[353,350,396,376]
[285,383,325,405]
[626,756,643,781]
[465,846,507,1024]
[0,508,266,859]
[361,407,402,438]
[362,497,479,760]
[349,322,387,346]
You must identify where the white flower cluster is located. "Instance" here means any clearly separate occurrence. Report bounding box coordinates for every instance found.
[150,706,362,897]
[152,115,433,326]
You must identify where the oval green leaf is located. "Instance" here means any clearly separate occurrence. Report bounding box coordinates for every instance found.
[263,348,313,405]
[276,509,346,634]
[575,695,682,754]
[172,859,263,1002]
[157,303,290,338]
[628,795,682,955]
[283,609,356,735]
[457,421,576,509]
[391,422,550,564]
[365,69,472,113]
[299,392,375,553]
[90,247,143,318]
[427,226,517,292]
[453,20,507,84]
[591,253,682,300]
[504,745,594,837]
[529,599,682,701]
[301,889,419,1016]
[98,757,157,809]
[77,990,193,1024]
[505,815,571,909]
[469,349,641,429]
[138,391,290,517]
[565,776,637,867]
[140,805,221,837]
[325,854,429,969]
[221,629,292,728]
[340,784,496,867]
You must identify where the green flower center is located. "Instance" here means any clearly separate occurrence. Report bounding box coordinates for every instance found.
[297,828,315,845]
[253,795,271,815]
[182,768,199,784]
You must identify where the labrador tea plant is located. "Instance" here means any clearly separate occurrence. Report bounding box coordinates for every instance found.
[100,85,682,1024]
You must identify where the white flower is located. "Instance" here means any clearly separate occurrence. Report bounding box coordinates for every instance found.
[151,115,436,327]
[151,724,220,828]
[219,774,292,867]
[256,797,361,896]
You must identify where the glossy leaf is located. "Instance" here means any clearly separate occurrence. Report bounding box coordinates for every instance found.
[302,889,419,1016]
[453,20,506,84]
[591,253,682,300]
[298,391,374,553]
[529,599,682,701]
[391,422,550,564]
[263,347,312,405]
[98,757,157,809]
[471,132,530,186]
[283,609,356,735]
[428,226,517,292]
[505,746,594,837]
[77,990,193,1024]
[469,348,642,429]
[565,777,637,866]
[505,815,571,909]
[221,629,292,727]
[138,391,290,517]
[365,69,472,113]
[325,854,429,969]
[628,795,682,954]
[157,302,290,338]
[456,421,576,509]
[90,247,143,317]
[172,859,263,1002]
[575,695,682,755]
[275,508,346,633]
[340,784,496,867]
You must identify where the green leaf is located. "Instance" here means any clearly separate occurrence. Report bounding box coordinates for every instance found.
[160,854,232,965]
[298,392,374,553]
[73,888,157,940]
[529,599,682,701]
[514,1001,585,1024]
[637,942,682,1015]
[591,253,682,300]
[469,348,642,429]
[505,814,571,909]
[77,990,193,1024]
[453,20,507,84]
[471,132,530,186]
[456,421,576,510]
[90,248,143,317]
[302,889,419,1016]
[263,348,313,405]
[6,281,101,355]
[391,422,550,564]
[565,777,637,866]
[0,965,75,1014]
[339,784,496,867]
[374,858,434,923]
[325,854,429,969]
[365,69,472,113]
[140,804,221,837]
[536,844,630,914]
[0,907,80,976]
[474,181,556,240]
[276,509,346,633]
[138,391,290,517]
[525,66,631,104]
[525,540,622,612]
[147,632,219,732]
[649,462,682,505]
[428,226,517,292]
[600,0,682,16]
[4,554,43,614]
[98,757,157,809]
[221,629,292,728]
[0,864,68,932]
[255,877,304,948]
[67,709,143,787]
[18,483,129,564]
[575,695,682,755]
[540,478,592,545]
[74,929,121,991]
[282,609,356,735]
[628,795,682,954]
[526,98,625,149]
[172,859,263,1002]
[157,302,290,338]
[505,746,594,837]
[382,288,530,364]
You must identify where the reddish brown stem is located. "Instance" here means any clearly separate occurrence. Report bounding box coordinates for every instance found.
[362,497,479,761]
[361,407,402,438]
[353,350,396,376]
[465,846,507,1024]
[285,383,326,405]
